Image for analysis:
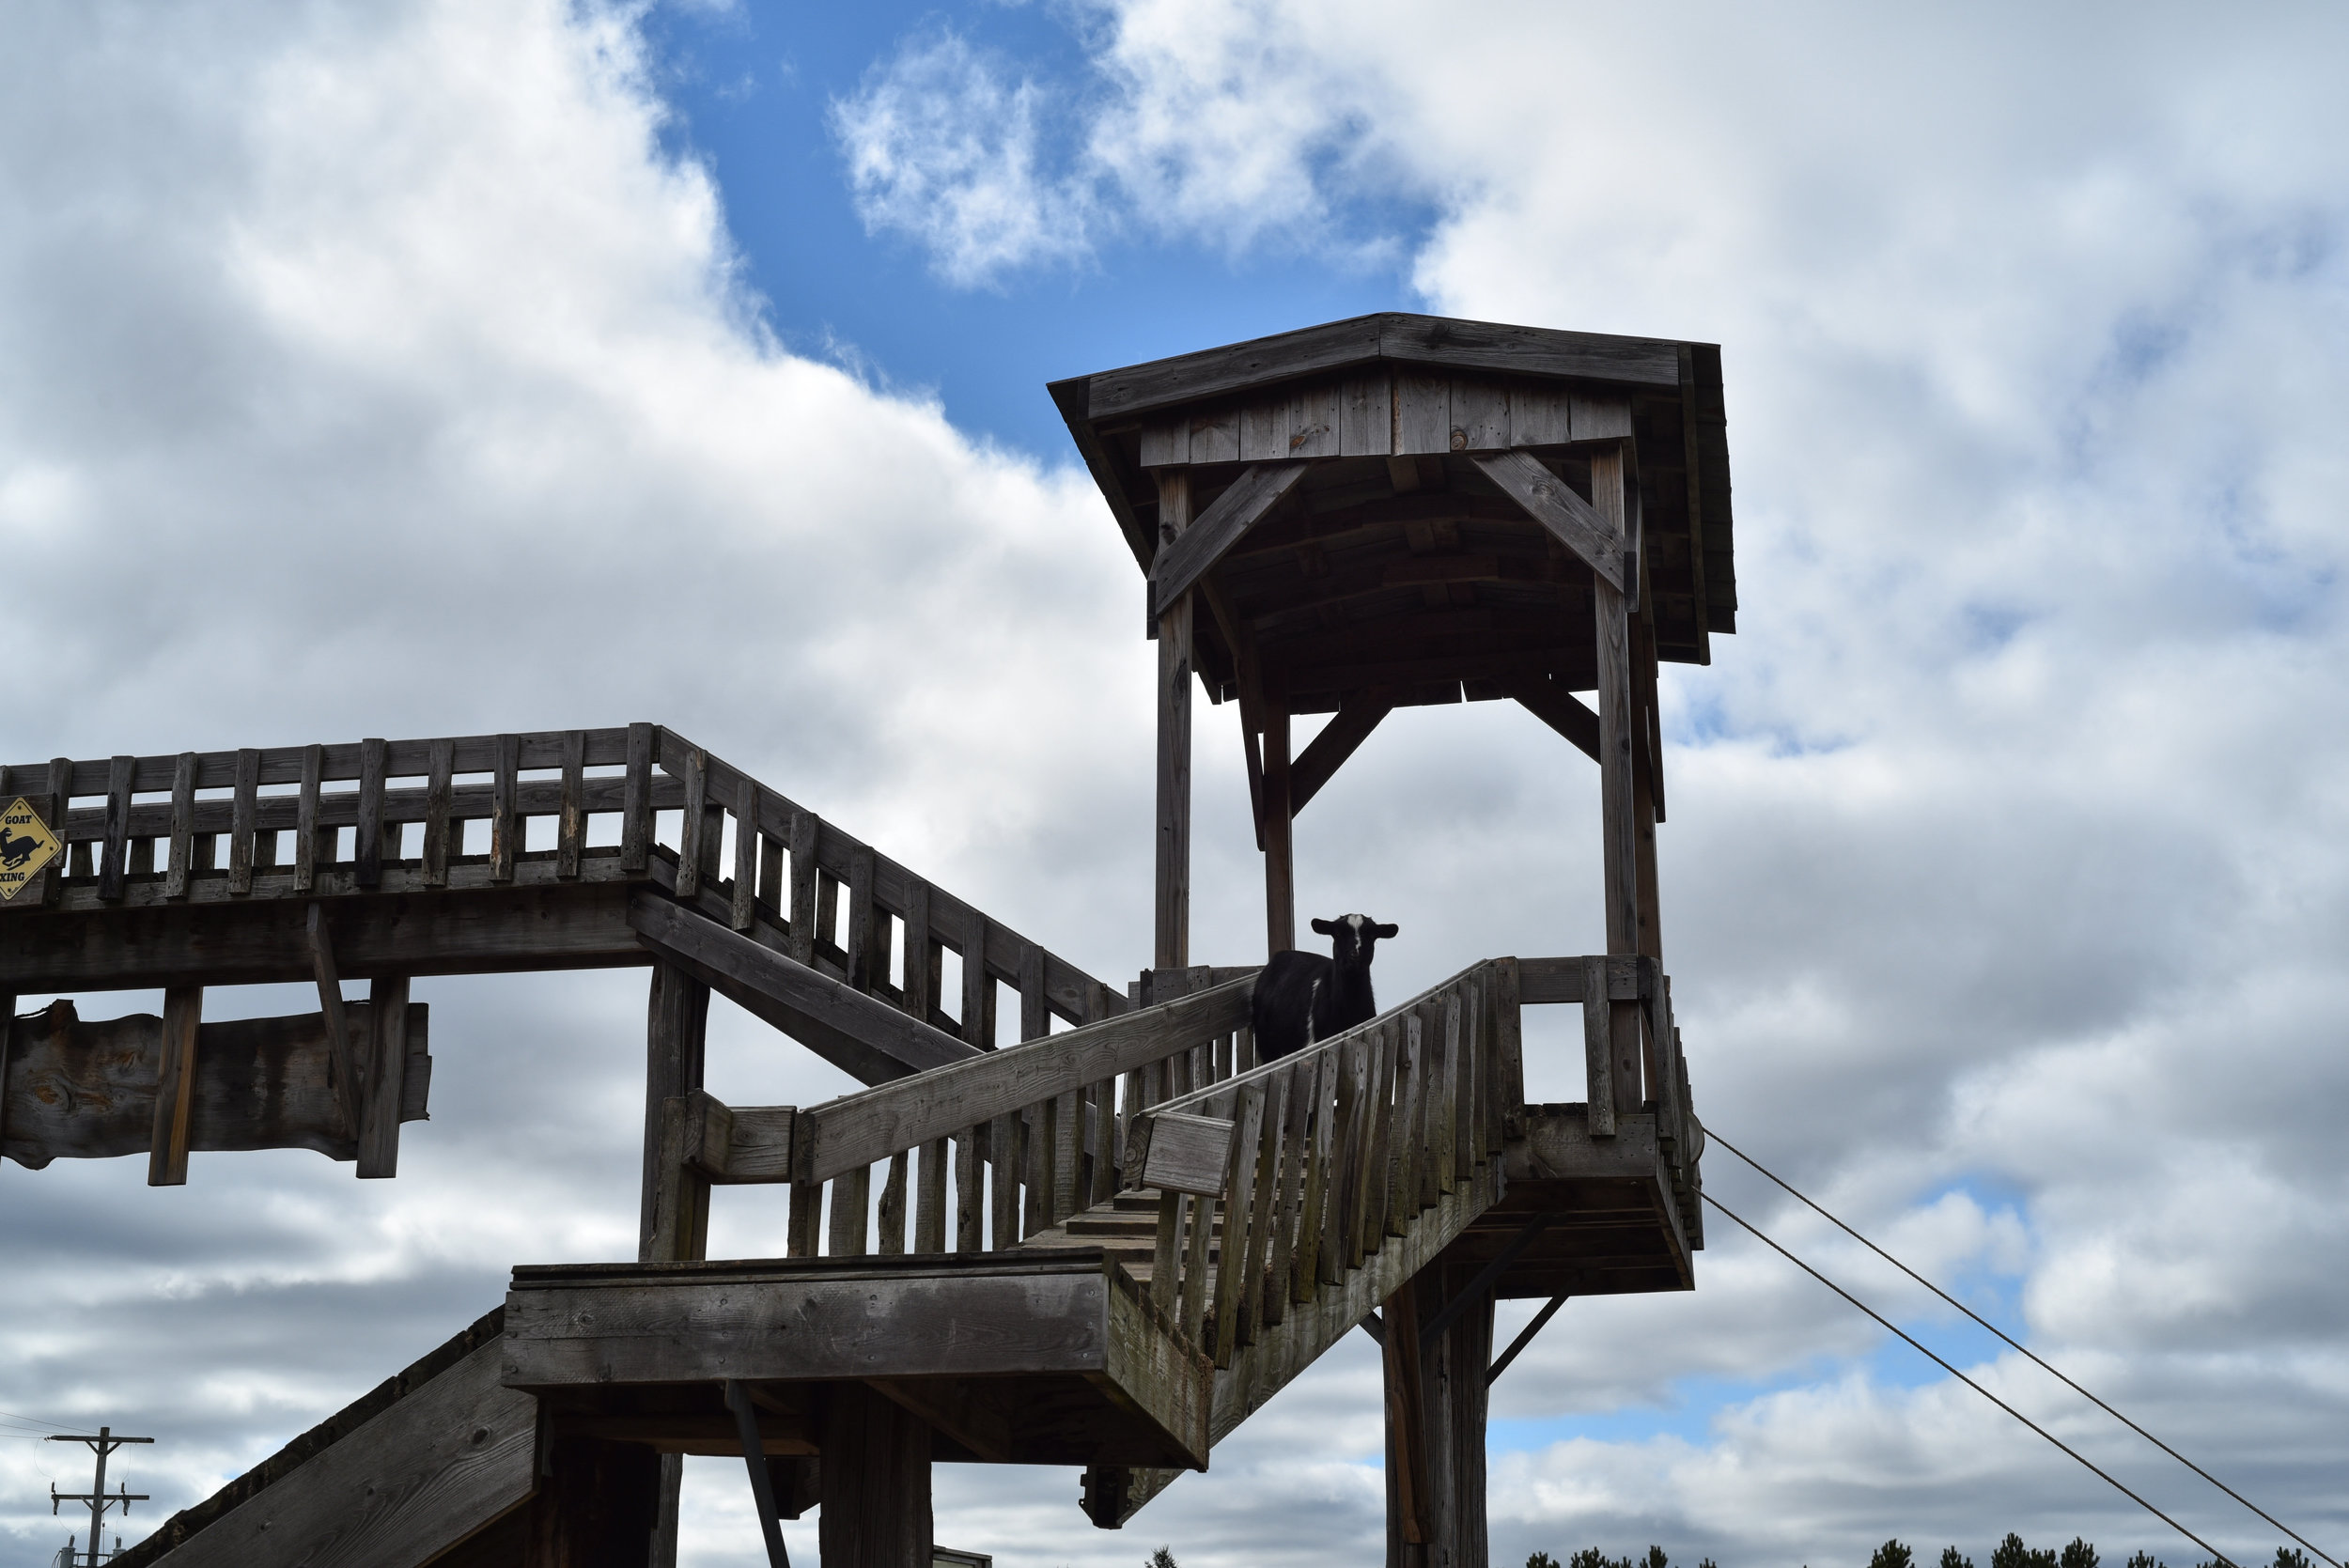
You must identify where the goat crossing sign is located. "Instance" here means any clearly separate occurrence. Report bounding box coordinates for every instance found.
[0,797,60,901]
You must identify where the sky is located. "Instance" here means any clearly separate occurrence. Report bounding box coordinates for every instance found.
[2,3,2347,1566]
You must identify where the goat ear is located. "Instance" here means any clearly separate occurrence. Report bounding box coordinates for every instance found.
[1373,923,1398,939]
[1310,917,1336,936]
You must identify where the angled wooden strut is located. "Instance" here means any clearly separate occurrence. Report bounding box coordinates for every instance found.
[304,903,363,1141]
[627,893,981,1086]
[1146,461,1308,620]
[1470,449,1627,593]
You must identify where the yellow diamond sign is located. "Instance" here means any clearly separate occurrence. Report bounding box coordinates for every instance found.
[0,797,61,901]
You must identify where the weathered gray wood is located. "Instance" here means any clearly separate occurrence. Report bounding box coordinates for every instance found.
[845,845,877,989]
[1579,955,1618,1137]
[293,744,323,893]
[1472,448,1626,593]
[1589,444,1644,1127]
[356,975,408,1179]
[879,1149,909,1255]
[1147,461,1308,618]
[915,1136,948,1253]
[788,1180,821,1257]
[356,737,387,890]
[673,746,708,900]
[786,806,819,966]
[4,1000,430,1169]
[1381,1273,1431,1546]
[165,751,195,899]
[988,1110,1019,1248]
[802,975,1252,1184]
[147,985,201,1187]
[1394,370,1450,454]
[228,748,258,895]
[559,729,586,881]
[1452,376,1510,452]
[818,1385,932,1568]
[639,962,709,1262]
[423,738,455,886]
[100,754,132,900]
[1338,371,1392,457]
[830,1162,872,1256]
[1288,691,1390,815]
[305,903,360,1139]
[954,1129,981,1253]
[1156,470,1193,970]
[132,1337,536,1568]
[490,733,521,884]
[1150,1188,1186,1313]
[628,893,980,1088]
[730,770,759,932]
[1237,1072,1287,1345]
[621,722,654,873]
[1142,1112,1236,1197]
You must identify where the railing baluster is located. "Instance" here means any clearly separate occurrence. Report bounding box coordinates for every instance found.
[672,746,706,898]
[1265,1058,1309,1323]
[423,738,454,885]
[845,846,876,987]
[730,774,759,931]
[960,908,990,1048]
[901,881,932,1023]
[988,1111,1019,1248]
[99,755,132,901]
[164,752,194,899]
[1292,1051,1332,1300]
[953,1128,981,1252]
[1178,1174,1213,1346]
[1392,1013,1425,1223]
[620,722,652,874]
[228,749,258,895]
[786,809,818,965]
[490,733,520,883]
[558,730,585,881]
[1208,1081,1267,1366]
[1052,1087,1081,1225]
[829,1163,871,1256]
[356,737,386,889]
[294,744,322,893]
[1582,954,1616,1137]
[815,871,839,958]
[879,1150,909,1255]
[914,1137,948,1253]
[1238,1071,1285,1344]
[1151,1190,1187,1314]
[1436,991,1463,1194]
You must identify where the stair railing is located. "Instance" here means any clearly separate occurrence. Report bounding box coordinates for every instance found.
[1121,959,1516,1367]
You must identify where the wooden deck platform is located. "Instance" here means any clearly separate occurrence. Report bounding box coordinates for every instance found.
[501,1250,1211,1469]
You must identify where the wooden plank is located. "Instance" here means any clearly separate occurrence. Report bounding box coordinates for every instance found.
[40,755,70,907]
[1157,470,1194,973]
[146,986,201,1186]
[1394,372,1451,454]
[829,1162,872,1256]
[1288,691,1391,815]
[787,807,819,966]
[1494,957,1526,1141]
[304,903,361,1139]
[356,737,387,890]
[1581,955,1616,1137]
[1510,677,1603,763]
[1238,396,1285,461]
[99,754,132,900]
[954,1129,981,1253]
[804,975,1253,1186]
[1078,315,1386,420]
[559,729,586,880]
[294,744,322,893]
[228,748,258,895]
[356,975,409,1179]
[729,771,758,931]
[1338,371,1391,457]
[878,1150,909,1255]
[1289,381,1340,458]
[1142,1112,1236,1196]
[140,1337,537,1568]
[1391,1013,1426,1223]
[900,880,932,1025]
[1189,405,1238,465]
[423,738,454,887]
[988,1111,1019,1249]
[490,733,521,883]
[1237,1070,1287,1343]
[672,746,706,900]
[1151,1190,1186,1312]
[1207,1082,1268,1364]
[961,905,992,1048]
[627,893,980,1087]
[915,1136,948,1253]
[1138,414,1189,468]
[1569,388,1634,441]
[621,722,654,873]
[165,752,195,899]
[1590,444,1644,1127]
[845,845,876,988]
[1512,383,1569,445]
[1452,378,1510,451]
[1471,449,1626,592]
[1147,461,1308,623]
[1178,1165,1213,1343]
[1292,1052,1331,1299]
[788,1181,821,1257]
[817,1386,934,1568]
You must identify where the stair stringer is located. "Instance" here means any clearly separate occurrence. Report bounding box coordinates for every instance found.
[1085,1155,1503,1527]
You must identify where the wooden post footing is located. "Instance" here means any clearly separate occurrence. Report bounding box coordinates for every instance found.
[819,1383,934,1568]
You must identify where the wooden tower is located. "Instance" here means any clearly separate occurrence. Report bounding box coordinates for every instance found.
[1050,312,1734,971]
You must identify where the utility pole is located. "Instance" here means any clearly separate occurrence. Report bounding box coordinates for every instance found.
[49,1427,151,1568]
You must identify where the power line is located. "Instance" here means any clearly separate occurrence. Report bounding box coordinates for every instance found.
[1703,1193,2241,1568]
[1708,1129,2339,1568]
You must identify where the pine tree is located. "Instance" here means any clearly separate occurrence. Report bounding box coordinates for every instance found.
[1944,1547,1976,1568]
[1528,1556,1561,1568]
[1871,1541,1915,1568]
[2060,1538,2099,1568]
[1147,1548,1177,1568]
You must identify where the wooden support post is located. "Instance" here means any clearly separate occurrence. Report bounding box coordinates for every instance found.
[1263,691,1296,957]
[1380,1278,1432,1549]
[640,960,709,1568]
[304,904,362,1141]
[355,976,409,1178]
[521,1436,662,1568]
[819,1383,933,1568]
[147,986,201,1187]
[1385,1262,1493,1568]
[1155,469,1194,970]
[1590,443,1645,1118]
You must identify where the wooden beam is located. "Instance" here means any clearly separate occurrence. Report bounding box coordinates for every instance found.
[1590,445,1644,1125]
[1146,460,1309,619]
[818,1383,933,1568]
[1508,677,1602,764]
[626,893,981,1087]
[1156,471,1194,970]
[303,903,361,1141]
[147,986,200,1187]
[641,962,710,1264]
[356,975,409,1179]
[1288,691,1392,815]
[865,1376,1012,1463]
[1471,449,1626,594]
[125,1337,537,1568]
[1262,687,1295,957]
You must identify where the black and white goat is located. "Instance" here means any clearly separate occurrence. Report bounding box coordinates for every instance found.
[1250,913,1398,1063]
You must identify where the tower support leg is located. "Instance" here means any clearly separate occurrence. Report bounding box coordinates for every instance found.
[819,1383,934,1568]
[640,962,710,1568]
[1154,470,1194,970]
[521,1437,662,1568]
[1384,1263,1494,1568]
